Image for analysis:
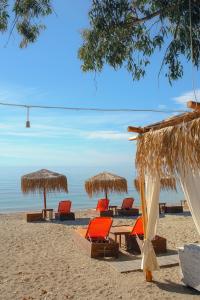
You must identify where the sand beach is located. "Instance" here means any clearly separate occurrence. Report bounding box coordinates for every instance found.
[0,210,199,300]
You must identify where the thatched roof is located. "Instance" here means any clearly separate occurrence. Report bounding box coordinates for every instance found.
[135,115,200,178]
[21,169,68,194]
[85,172,128,198]
[134,177,177,192]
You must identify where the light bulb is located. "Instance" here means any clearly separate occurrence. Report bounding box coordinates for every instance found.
[26,107,31,128]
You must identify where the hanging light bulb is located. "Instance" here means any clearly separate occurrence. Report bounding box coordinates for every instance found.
[26,106,30,128]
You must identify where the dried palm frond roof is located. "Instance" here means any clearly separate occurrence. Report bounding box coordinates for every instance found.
[85,172,128,198]
[21,169,68,194]
[134,177,177,192]
[135,115,200,178]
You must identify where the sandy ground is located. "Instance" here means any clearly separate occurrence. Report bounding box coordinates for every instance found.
[0,209,200,300]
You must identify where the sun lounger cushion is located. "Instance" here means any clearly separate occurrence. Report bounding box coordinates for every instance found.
[58,200,71,213]
[96,199,109,212]
[85,217,113,240]
[130,216,144,235]
[121,198,134,209]
[55,200,75,221]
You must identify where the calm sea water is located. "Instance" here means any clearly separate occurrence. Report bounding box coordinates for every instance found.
[0,166,184,213]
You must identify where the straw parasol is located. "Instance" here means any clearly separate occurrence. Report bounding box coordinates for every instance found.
[85,171,128,198]
[21,169,68,209]
[134,177,177,192]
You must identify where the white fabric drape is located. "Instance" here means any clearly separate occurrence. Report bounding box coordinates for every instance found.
[141,175,160,271]
[179,166,200,235]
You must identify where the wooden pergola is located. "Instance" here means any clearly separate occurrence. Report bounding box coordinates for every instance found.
[128,100,200,282]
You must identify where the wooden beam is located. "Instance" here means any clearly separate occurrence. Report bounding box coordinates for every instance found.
[187,101,200,111]
[127,126,144,133]
[128,136,139,141]
[128,111,200,134]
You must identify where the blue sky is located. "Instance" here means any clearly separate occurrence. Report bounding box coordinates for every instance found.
[0,1,199,174]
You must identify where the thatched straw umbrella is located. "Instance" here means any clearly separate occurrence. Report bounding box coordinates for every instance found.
[21,169,68,209]
[134,177,177,192]
[85,172,128,198]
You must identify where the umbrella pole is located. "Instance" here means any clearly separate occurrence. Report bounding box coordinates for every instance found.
[105,189,108,199]
[43,187,47,216]
[139,175,152,282]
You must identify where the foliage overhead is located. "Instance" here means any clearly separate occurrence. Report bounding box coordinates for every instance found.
[0,1,199,82]
[0,0,52,48]
[78,0,200,83]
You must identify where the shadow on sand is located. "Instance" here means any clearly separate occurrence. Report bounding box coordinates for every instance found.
[53,217,90,226]
[154,280,200,295]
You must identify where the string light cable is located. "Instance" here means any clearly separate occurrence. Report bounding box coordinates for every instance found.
[0,101,188,113]
[0,101,190,128]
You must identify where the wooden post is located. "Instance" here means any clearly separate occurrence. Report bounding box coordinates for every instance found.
[139,175,153,282]
[43,187,47,217]
[105,188,108,199]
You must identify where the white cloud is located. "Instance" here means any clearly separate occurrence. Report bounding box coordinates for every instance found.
[0,120,131,140]
[84,130,130,140]
[173,89,200,106]
[0,127,130,141]
[0,141,133,166]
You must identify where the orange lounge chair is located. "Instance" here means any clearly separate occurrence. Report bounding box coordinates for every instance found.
[96,199,113,217]
[122,198,134,209]
[85,217,113,241]
[130,216,144,236]
[117,197,139,216]
[55,200,75,221]
[126,216,166,254]
[73,217,119,258]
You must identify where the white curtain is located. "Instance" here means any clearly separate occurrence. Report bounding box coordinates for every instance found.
[179,166,200,235]
[141,175,160,272]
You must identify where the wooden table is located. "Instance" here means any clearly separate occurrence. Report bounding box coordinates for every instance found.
[110,226,132,247]
[159,202,166,214]
[108,205,118,216]
[42,208,53,220]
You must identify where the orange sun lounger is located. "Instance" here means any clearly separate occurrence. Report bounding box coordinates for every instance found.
[126,216,166,254]
[117,197,139,216]
[73,217,119,258]
[122,198,134,209]
[130,216,144,235]
[85,217,113,241]
[96,199,113,217]
[55,200,75,221]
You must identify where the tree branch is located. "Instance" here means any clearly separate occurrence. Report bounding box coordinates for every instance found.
[128,3,180,27]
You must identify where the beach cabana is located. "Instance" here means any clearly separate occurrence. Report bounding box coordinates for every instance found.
[128,101,200,285]
[85,172,128,199]
[21,169,68,212]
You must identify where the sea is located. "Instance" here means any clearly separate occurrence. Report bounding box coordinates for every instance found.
[0,166,184,213]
